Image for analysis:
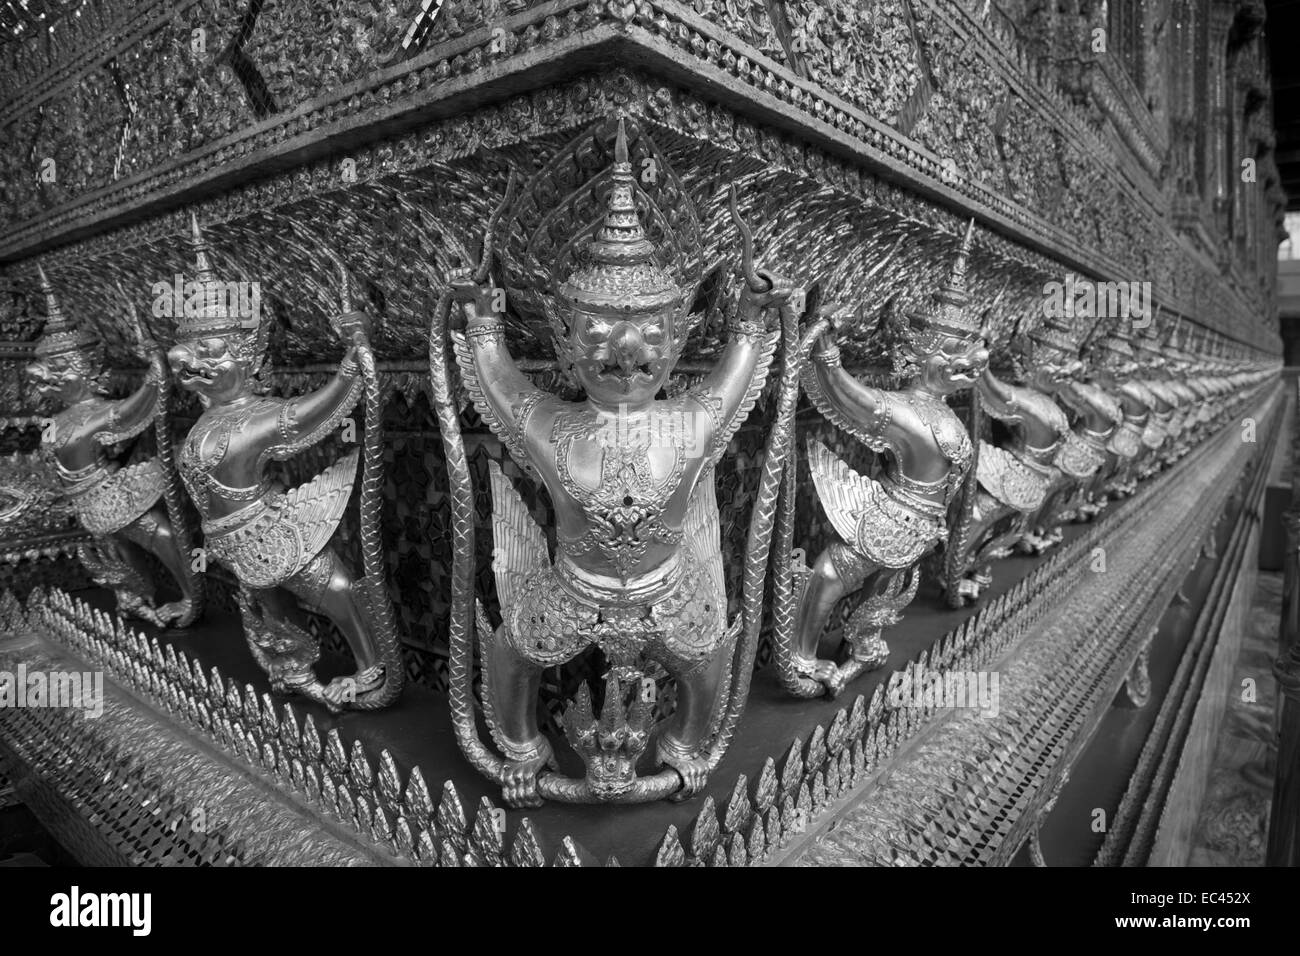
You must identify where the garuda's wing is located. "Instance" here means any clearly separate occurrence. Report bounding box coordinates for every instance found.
[488,460,549,609]
[806,437,873,546]
[683,463,726,602]
[281,449,360,568]
[690,329,779,463]
[974,441,1049,511]
[451,331,541,479]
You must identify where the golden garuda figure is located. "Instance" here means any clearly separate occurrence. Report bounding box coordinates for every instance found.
[771,222,989,698]
[432,118,800,807]
[26,267,202,627]
[942,308,1077,605]
[169,216,403,711]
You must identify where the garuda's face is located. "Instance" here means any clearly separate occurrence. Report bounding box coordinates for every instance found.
[916,334,989,395]
[1100,352,1138,380]
[26,355,89,404]
[168,336,250,404]
[570,306,676,408]
[1028,349,1080,389]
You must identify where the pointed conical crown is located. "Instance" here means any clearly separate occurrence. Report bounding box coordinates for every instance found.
[558,119,681,318]
[1029,310,1077,357]
[176,213,250,339]
[33,265,102,363]
[1098,326,1136,362]
[910,219,982,340]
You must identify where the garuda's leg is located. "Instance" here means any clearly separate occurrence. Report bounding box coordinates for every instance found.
[792,541,880,695]
[118,505,197,626]
[656,649,730,797]
[952,493,1021,603]
[238,584,328,702]
[835,566,917,690]
[80,537,158,624]
[482,634,553,808]
[281,547,386,708]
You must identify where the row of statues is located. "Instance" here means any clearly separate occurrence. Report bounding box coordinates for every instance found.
[22,118,1274,807]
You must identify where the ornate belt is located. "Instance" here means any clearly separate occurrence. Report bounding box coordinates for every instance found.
[506,550,725,670]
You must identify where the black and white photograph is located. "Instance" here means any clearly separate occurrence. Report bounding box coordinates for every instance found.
[0,0,1294,930]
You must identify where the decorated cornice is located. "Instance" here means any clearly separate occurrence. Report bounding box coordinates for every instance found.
[0,0,1280,354]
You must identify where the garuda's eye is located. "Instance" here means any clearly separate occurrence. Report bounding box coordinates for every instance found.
[576,317,613,344]
[640,323,665,347]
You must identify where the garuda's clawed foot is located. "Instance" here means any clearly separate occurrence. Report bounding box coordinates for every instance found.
[275,673,337,712]
[155,599,193,628]
[833,631,890,695]
[792,655,844,698]
[955,569,991,603]
[501,740,555,809]
[321,664,386,709]
[658,737,710,801]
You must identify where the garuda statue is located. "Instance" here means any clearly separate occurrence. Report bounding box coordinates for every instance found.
[26,267,202,627]
[433,118,800,807]
[1019,313,1121,536]
[1132,324,1178,478]
[772,222,988,698]
[1083,327,1150,501]
[943,309,1076,604]
[169,216,402,711]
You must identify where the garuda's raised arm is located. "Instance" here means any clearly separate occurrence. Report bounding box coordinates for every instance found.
[97,350,166,445]
[449,273,549,470]
[265,312,366,461]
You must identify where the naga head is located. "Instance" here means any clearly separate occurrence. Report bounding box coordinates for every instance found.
[556,120,683,411]
[26,265,104,406]
[563,674,653,800]
[167,214,268,407]
[904,220,989,396]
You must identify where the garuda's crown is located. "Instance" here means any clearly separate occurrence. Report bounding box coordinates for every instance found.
[34,265,102,367]
[910,219,982,341]
[177,213,254,341]
[1097,329,1136,362]
[557,118,682,321]
[1029,310,1077,358]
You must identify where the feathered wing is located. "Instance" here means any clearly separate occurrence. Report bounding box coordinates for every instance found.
[488,461,549,608]
[974,441,1048,511]
[282,449,359,566]
[806,437,873,546]
[697,329,780,462]
[683,463,725,602]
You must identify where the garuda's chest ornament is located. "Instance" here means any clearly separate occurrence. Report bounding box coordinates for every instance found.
[550,405,688,576]
[27,267,203,629]
[432,117,802,807]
